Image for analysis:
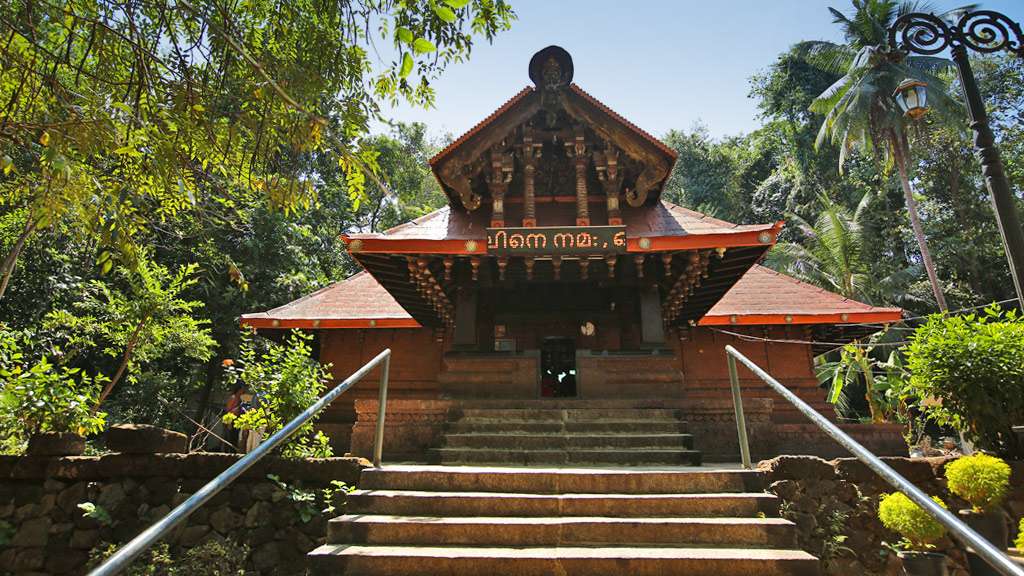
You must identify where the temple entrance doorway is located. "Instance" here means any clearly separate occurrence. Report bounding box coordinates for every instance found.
[540,337,576,398]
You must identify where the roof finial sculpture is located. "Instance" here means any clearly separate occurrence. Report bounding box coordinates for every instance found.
[528,46,573,90]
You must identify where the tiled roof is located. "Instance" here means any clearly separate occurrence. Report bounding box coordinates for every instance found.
[242,263,899,329]
[700,265,903,324]
[240,271,418,329]
[627,200,776,238]
[427,84,678,167]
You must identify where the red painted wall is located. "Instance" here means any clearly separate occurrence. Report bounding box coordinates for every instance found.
[317,328,442,451]
[315,323,830,451]
[678,326,828,422]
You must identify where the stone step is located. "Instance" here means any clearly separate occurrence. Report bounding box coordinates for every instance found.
[347,490,780,517]
[444,420,690,434]
[359,467,762,494]
[455,408,682,421]
[307,544,821,576]
[452,399,677,409]
[441,433,695,450]
[327,515,799,548]
[432,447,703,466]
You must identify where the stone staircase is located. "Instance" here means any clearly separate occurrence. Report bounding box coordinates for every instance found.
[431,405,703,466]
[308,466,820,575]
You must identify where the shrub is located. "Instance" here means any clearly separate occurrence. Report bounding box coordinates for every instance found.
[945,453,1011,512]
[878,492,948,551]
[0,328,106,446]
[223,330,334,458]
[174,539,247,575]
[1016,518,1024,551]
[905,305,1024,457]
[87,539,245,575]
[87,542,174,576]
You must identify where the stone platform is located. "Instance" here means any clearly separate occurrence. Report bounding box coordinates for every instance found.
[348,398,908,462]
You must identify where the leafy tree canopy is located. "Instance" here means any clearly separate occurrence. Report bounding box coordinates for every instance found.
[0,0,513,293]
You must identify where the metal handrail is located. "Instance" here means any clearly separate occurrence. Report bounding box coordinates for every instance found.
[725,345,1023,576]
[89,348,393,576]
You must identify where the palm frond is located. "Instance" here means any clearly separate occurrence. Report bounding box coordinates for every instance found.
[809,75,854,116]
[795,40,857,75]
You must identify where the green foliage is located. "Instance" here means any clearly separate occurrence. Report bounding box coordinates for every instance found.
[0,327,106,444]
[78,502,113,526]
[323,479,357,517]
[905,306,1024,456]
[0,0,514,283]
[878,492,948,551]
[944,454,1012,512]
[1016,518,1024,551]
[87,539,245,575]
[223,330,334,458]
[816,338,909,423]
[172,539,247,576]
[265,475,354,521]
[42,256,215,411]
[0,520,14,547]
[88,542,174,576]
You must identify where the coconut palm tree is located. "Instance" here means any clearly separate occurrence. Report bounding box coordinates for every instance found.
[767,192,920,306]
[801,0,969,311]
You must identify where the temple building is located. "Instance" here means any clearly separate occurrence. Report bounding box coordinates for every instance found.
[242,46,904,463]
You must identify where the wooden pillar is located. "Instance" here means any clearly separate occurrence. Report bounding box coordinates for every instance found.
[566,125,589,226]
[521,127,541,227]
[640,285,666,346]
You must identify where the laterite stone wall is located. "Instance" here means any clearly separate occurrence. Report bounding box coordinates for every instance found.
[0,453,367,575]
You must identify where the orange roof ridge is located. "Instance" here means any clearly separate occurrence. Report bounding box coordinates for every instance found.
[429,87,534,166]
[568,83,677,159]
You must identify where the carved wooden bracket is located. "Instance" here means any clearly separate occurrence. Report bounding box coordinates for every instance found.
[559,91,671,209]
[487,145,515,227]
[595,144,623,224]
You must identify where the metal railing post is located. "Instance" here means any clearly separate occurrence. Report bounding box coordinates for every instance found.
[724,344,1024,576]
[88,348,392,576]
[726,353,752,469]
[372,352,391,468]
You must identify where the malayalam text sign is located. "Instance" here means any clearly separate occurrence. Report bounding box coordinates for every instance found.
[485,226,627,255]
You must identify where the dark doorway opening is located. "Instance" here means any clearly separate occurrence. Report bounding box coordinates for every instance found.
[540,337,576,398]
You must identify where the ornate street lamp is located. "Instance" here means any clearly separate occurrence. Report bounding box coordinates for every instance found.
[890,10,1024,307]
[893,78,929,119]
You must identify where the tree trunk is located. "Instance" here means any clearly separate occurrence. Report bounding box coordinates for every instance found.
[0,218,37,300]
[892,132,948,312]
[95,319,147,410]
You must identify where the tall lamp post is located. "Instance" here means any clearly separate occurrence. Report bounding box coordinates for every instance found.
[890,10,1024,307]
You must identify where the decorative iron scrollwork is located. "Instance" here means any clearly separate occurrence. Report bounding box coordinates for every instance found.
[958,10,1024,55]
[889,12,951,55]
[890,10,1024,57]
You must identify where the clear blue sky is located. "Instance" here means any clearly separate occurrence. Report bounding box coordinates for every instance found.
[379,0,1024,141]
